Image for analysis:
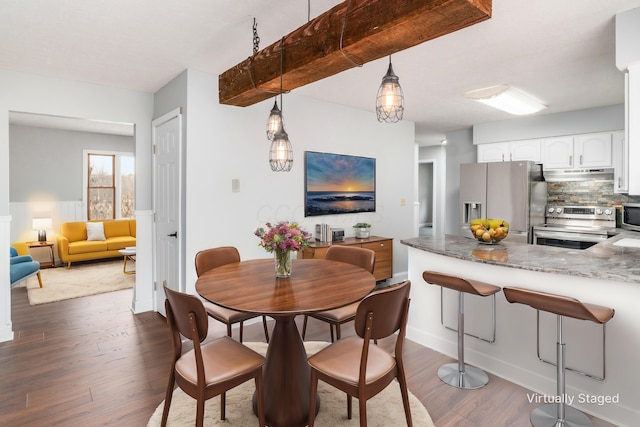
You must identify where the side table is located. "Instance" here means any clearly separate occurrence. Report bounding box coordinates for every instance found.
[118,247,136,274]
[27,241,55,268]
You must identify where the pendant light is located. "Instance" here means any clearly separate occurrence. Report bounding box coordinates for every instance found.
[376,56,404,123]
[266,99,284,140]
[269,37,293,172]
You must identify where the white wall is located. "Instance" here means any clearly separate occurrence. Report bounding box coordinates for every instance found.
[181,69,416,294]
[0,69,154,342]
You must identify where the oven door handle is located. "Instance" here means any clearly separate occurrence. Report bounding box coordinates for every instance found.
[533,230,608,242]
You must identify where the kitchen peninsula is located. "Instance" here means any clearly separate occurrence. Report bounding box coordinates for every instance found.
[402,233,640,427]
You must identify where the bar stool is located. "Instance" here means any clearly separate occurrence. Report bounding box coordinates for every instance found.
[422,271,501,389]
[503,287,614,427]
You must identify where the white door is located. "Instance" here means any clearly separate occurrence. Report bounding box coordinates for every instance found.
[152,108,182,315]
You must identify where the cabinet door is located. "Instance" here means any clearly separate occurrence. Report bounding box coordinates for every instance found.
[477,143,508,163]
[362,240,392,281]
[613,131,628,193]
[509,139,541,162]
[575,133,612,168]
[542,136,574,169]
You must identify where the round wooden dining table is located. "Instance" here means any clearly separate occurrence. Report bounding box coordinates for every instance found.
[195,257,376,427]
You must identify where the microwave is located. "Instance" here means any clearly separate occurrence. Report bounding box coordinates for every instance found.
[621,203,640,232]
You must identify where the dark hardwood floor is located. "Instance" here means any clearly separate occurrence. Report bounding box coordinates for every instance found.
[1,286,618,426]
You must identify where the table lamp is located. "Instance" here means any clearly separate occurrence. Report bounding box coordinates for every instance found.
[32,217,52,242]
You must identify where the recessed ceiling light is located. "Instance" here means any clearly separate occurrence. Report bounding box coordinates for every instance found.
[464,84,546,115]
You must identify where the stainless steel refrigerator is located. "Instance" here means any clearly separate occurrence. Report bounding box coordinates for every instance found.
[459,161,547,243]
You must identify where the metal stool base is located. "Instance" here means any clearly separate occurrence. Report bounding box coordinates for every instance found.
[531,404,593,427]
[437,363,489,389]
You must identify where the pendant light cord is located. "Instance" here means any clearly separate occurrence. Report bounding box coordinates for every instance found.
[279,37,284,112]
[340,0,363,67]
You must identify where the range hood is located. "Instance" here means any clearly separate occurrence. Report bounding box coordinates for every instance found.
[543,168,614,182]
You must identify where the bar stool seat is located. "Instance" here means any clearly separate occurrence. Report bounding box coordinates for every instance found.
[503,287,614,427]
[423,271,501,389]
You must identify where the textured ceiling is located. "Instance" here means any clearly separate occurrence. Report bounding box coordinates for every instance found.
[2,0,640,143]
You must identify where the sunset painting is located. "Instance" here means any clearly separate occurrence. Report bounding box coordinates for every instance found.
[304,151,376,217]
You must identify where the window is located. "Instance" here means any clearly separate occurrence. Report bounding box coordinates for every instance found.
[84,150,135,220]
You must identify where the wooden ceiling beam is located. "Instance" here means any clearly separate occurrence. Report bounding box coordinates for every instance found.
[218,0,491,107]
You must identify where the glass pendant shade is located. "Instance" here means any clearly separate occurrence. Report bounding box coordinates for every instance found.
[269,124,293,172]
[266,99,284,140]
[376,62,404,123]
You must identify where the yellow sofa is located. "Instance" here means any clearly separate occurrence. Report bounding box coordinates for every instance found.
[57,219,136,268]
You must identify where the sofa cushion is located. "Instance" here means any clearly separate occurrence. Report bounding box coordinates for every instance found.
[87,222,106,241]
[68,240,108,254]
[104,220,131,238]
[107,237,137,251]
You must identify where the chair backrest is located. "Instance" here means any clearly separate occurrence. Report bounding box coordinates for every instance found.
[163,283,209,343]
[354,280,411,341]
[194,246,241,277]
[325,245,375,274]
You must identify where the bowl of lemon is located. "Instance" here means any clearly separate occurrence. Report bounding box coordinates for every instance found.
[469,219,509,244]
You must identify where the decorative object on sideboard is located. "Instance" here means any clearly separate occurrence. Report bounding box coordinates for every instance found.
[354,223,371,239]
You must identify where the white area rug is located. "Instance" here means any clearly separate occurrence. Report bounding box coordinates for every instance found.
[148,341,434,427]
[24,259,134,305]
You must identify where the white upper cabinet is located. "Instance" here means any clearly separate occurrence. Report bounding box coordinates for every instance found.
[575,132,613,168]
[477,139,541,163]
[542,133,612,169]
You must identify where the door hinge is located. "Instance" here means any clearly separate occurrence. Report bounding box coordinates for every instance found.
[152,144,157,155]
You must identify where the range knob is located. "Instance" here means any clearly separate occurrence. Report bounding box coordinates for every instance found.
[604,209,612,216]
[548,207,555,214]
[555,207,563,214]
[596,208,603,215]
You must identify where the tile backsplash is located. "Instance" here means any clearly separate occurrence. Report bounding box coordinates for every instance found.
[547,179,640,206]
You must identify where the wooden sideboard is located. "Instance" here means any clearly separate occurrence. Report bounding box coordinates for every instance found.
[300,236,393,281]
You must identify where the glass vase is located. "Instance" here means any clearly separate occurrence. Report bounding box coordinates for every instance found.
[274,249,292,278]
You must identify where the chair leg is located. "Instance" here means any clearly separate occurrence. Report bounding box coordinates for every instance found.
[226,323,232,338]
[196,396,205,427]
[347,394,352,419]
[36,271,43,288]
[239,321,244,343]
[255,371,266,427]
[220,392,226,420]
[336,323,342,341]
[302,315,309,339]
[397,366,414,427]
[160,372,175,427]
[330,324,335,342]
[262,316,270,343]
[308,370,319,427]
[358,394,367,427]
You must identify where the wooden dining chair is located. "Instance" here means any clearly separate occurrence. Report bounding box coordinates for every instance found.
[301,245,376,342]
[307,280,413,427]
[161,283,266,427]
[195,246,270,343]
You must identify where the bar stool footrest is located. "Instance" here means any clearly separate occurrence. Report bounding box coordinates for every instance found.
[531,403,592,427]
[437,363,489,389]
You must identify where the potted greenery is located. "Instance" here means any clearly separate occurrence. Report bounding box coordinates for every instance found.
[353,223,371,239]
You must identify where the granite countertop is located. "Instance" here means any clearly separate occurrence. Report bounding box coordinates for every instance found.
[401,230,640,284]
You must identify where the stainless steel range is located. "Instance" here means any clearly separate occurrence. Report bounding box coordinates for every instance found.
[532,205,616,249]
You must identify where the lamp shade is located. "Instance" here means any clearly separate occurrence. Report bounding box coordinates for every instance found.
[376,61,404,123]
[269,125,293,172]
[266,100,284,141]
[32,217,52,231]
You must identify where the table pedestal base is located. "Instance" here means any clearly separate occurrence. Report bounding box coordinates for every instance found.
[253,315,319,427]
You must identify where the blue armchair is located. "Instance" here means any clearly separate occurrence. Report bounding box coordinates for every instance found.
[10,247,42,288]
